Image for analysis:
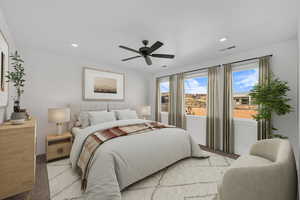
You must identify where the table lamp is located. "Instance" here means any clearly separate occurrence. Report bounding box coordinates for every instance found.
[140,106,151,120]
[48,108,70,135]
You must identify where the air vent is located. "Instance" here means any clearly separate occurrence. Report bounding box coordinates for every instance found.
[219,45,236,52]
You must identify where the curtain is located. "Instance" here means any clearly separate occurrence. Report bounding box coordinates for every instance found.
[176,73,186,129]
[206,66,220,150]
[168,75,176,125]
[155,78,161,122]
[257,56,271,140]
[222,64,234,153]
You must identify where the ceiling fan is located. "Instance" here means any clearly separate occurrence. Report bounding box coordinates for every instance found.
[119,40,175,65]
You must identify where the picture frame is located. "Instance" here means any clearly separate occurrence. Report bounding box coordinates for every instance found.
[0,30,9,108]
[83,67,125,101]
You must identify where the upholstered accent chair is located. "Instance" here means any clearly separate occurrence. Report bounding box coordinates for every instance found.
[218,139,297,200]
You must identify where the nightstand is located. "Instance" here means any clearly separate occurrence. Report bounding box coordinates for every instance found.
[46,132,73,162]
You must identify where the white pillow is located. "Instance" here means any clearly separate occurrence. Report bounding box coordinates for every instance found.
[88,111,116,126]
[111,109,129,119]
[78,111,90,128]
[115,110,138,120]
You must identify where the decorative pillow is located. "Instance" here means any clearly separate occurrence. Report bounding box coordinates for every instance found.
[111,109,128,119]
[115,110,138,120]
[88,111,116,126]
[78,111,90,128]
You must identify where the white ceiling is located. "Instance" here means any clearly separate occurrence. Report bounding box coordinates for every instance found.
[0,0,298,72]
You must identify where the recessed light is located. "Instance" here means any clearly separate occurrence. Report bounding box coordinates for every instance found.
[71,43,79,47]
[219,37,227,42]
[161,65,168,68]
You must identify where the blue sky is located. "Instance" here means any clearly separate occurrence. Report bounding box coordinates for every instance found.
[184,77,208,94]
[232,68,258,94]
[160,68,258,94]
[160,81,170,93]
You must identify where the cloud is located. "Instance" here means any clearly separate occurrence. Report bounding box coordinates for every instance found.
[184,78,207,94]
[160,82,169,93]
[233,69,258,93]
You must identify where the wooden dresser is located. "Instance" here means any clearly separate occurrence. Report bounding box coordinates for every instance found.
[0,119,36,199]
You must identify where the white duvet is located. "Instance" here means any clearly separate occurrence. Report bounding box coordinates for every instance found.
[70,119,206,200]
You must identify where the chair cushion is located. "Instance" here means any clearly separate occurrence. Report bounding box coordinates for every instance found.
[230,155,272,169]
[250,139,282,162]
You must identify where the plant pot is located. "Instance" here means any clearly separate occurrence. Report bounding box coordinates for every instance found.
[11,111,26,120]
[10,111,26,125]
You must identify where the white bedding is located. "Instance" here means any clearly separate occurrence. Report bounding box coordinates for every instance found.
[70,119,206,200]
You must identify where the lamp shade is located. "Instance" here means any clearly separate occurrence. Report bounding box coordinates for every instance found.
[140,106,151,116]
[48,108,70,123]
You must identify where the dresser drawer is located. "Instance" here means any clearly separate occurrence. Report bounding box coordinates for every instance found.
[47,141,71,161]
[0,119,36,199]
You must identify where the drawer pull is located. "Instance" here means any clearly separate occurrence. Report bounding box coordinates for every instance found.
[57,148,64,154]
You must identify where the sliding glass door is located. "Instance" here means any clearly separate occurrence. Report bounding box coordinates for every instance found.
[184,72,208,145]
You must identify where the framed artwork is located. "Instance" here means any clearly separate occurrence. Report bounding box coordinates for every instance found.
[0,30,8,107]
[83,67,125,101]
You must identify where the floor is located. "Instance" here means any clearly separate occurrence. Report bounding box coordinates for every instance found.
[4,147,238,200]
[48,151,236,200]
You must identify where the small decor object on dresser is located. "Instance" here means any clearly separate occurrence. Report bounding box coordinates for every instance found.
[46,132,73,162]
[83,67,124,100]
[0,30,9,108]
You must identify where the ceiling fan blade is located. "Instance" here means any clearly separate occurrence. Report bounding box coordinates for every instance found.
[145,56,152,65]
[151,54,175,59]
[147,41,163,54]
[119,45,140,54]
[122,56,141,61]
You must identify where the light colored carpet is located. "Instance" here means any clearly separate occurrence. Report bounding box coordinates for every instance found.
[47,151,234,200]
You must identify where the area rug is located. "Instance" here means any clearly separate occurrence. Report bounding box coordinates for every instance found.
[47,151,235,200]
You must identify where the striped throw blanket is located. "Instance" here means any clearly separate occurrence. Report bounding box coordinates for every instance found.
[77,122,174,190]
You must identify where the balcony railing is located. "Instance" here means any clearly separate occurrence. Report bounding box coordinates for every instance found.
[160,112,257,155]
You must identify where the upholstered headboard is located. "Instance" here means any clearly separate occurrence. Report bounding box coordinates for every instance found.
[107,102,130,111]
[68,102,131,127]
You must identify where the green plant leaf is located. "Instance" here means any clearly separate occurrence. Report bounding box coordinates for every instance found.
[7,51,25,99]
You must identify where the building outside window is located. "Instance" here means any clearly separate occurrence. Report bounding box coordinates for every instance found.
[232,62,259,119]
[160,79,169,112]
[184,73,208,116]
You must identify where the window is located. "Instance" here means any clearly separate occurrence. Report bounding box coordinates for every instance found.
[159,79,169,112]
[232,62,259,119]
[184,73,208,116]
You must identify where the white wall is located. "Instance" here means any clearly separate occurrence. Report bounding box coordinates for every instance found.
[0,8,16,123]
[297,13,300,199]
[19,48,150,155]
[150,39,299,157]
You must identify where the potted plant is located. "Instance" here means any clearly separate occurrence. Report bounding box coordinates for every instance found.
[6,51,26,123]
[249,75,292,138]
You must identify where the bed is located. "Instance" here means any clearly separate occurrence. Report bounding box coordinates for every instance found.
[68,103,206,200]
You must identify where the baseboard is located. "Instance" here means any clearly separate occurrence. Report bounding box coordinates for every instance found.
[199,145,240,159]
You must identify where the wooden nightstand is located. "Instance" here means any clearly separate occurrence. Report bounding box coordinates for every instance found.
[46,132,73,162]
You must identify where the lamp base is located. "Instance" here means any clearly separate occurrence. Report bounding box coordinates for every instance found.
[56,123,63,135]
